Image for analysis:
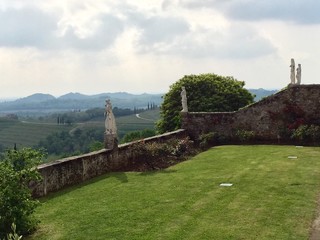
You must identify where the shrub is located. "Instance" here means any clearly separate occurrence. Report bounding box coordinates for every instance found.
[291,124,320,143]
[1,223,22,240]
[235,130,255,142]
[0,148,44,238]
[198,132,220,149]
[130,137,194,170]
[170,137,194,157]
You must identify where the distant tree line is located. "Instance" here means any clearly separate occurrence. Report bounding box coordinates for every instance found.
[37,127,104,158]
[53,107,145,125]
[121,129,156,143]
[147,102,158,110]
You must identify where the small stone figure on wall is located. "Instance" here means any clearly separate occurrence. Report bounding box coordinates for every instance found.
[296,64,301,85]
[105,99,117,135]
[104,99,118,149]
[290,58,295,84]
[181,86,188,112]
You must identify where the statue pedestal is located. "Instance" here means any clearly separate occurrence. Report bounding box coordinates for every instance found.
[104,133,118,150]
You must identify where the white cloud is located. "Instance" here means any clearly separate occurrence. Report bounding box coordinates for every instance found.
[180,0,320,24]
[0,0,319,98]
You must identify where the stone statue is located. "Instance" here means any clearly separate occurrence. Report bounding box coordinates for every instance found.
[296,64,301,85]
[181,86,188,112]
[104,99,117,136]
[290,58,295,84]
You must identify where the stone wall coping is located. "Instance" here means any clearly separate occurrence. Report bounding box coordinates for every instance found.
[117,129,186,148]
[37,148,112,170]
[187,112,235,115]
[37,129,186,170]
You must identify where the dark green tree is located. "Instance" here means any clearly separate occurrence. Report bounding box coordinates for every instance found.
[0,148,44,238]
[157,73,254,133]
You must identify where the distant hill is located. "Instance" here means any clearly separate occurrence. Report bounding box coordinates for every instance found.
[0,92,163,116]
[16,93,56,103]
[0,89,278,116]
[58,92,89,100]
[248,89,278,101]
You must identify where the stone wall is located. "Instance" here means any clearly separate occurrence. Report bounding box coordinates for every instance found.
[32,84,320,197]
[181,85,320,142]
[32,129,187,197]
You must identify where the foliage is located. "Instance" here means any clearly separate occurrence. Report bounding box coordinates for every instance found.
[130,137,194,170]
[198,132,227,149]
[29,146,320,240]
[157,73,254,133]
[0,148,44,238]
[121,129,156,143]
[53,107,139,125]
[291,124,320,143]
[2,223,22,240]
[37,127,104,158]
[89,141,104,152]
[235,129,255,142]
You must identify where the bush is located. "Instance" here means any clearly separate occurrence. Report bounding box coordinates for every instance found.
[0,148,44,238]
[291,124,320,143]
[1,223,22,240]
[235,130,255,142]
[130,137,194,170]
[198,132,229,149]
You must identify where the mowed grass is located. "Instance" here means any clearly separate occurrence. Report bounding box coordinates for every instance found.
[28,145,320,240]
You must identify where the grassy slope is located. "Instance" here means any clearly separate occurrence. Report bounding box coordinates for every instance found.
[0,120,72,149]
[116,109,159,138]
[28,145,320,240]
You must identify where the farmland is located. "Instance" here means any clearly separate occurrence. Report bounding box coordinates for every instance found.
[0,109,159,152]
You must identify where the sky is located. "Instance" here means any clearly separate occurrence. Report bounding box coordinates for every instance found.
[0,0,320,98]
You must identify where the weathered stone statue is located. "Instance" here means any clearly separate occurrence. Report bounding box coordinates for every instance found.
[181,86,188,112]
[104,99,117,149]
[290,58,295,84]
[296,64,301,85]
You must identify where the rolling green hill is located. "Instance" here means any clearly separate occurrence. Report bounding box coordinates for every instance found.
[0,109,160,151]
[0,119,72,149]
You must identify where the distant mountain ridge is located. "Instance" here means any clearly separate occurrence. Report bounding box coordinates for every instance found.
[17,93,56,103]
[0,89,277,115]
[248,88,278,101]
[0,92,163,115]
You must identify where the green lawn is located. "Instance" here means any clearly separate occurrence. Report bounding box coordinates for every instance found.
[28,145,320,239]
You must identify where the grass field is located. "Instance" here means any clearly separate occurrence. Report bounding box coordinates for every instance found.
[0,109,159,150]
[28,145,320,240]
[0,119,72,149]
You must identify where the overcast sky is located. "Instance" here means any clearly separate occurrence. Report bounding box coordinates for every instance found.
[0,0,319,98]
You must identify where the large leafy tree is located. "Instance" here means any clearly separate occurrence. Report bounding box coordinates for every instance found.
[157,73,254,133]
[0,148,44,238]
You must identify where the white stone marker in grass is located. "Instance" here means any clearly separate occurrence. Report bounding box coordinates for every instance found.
[220,183,233,187]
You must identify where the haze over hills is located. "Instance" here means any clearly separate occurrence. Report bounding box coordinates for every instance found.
[0,92,163,115]
[0,89,277,115]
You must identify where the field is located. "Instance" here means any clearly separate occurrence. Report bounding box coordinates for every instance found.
[0,119,73,149]
[28,145,320,240]
[0,109,159,150]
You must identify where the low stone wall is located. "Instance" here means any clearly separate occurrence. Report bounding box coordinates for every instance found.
[182,84,320,142]
[32,129,187,197]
